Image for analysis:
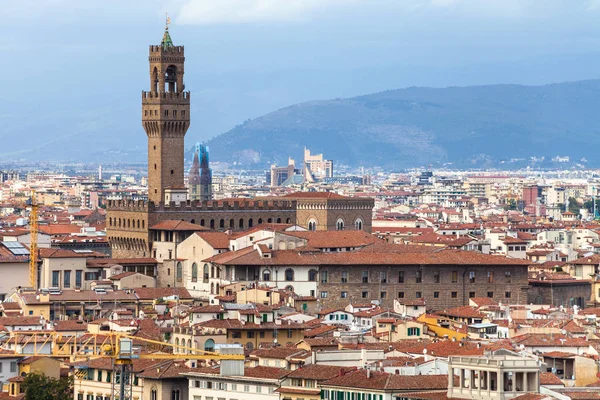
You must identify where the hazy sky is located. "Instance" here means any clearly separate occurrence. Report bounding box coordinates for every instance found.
[3,0,600,144]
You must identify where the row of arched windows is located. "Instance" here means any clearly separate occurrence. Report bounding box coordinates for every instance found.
[307,217,364,231]
[108,217,145,230]
[262,268,318,282]
[110,216,293,232]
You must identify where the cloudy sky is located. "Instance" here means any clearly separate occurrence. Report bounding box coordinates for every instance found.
[3,0,600,144]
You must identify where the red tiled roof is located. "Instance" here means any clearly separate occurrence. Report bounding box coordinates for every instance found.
[109,271,138,280]
[323,369,451,390]
[150,220,208,231]
[540,372,565,386]
[39,248,106,258]
[438,306,486,319]
[133,287,192,300]
[287,364,352,380]
[281,230,382,248]
[470,297,499,307]
[195,231,230,249]
[208,246,530,267]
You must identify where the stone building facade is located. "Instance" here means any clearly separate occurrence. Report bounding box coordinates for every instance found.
[108,199,297,258]
[318,261,530,311]
[286,192,373,233]
[208,247,530,311]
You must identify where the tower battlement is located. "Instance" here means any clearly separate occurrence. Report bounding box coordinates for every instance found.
[150,199,297,212]
[149,44,184,54]
[142,90,190,103]
[108,199,149,212]
[108,198,297,212]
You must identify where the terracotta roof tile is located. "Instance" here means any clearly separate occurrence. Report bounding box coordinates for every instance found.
[150,220,208,231]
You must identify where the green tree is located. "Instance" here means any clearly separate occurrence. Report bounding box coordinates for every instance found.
[22,373,73,400]
[567,197,581,215]
[506,199,517,211]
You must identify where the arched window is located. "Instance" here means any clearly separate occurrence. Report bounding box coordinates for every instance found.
[308,219,317,231]
[258,218,263,224]
[137,220,140,229]
[151,388,158,400]
[127,219,131,228]
[176,262,183,281]
[203,264,209,283]
[210,219,215,229]
[211,266,215,278]
[248,218,254,228]
[267,218,273,223]
[175,338,180,352]
[239,218,244,229]
[219,219,225,229]
[355,218,363,230]
[200,219,205,226]
[142,220,145,229]
[336,218,345,231]
[151,67,159,92]
[191,219,195,224]
[210,282,214,294]
[276,218,282,223]
[308,269,318,282]
[165,64,177,92]
[187,339,192,354]
[229,219,235,229]
[286,218,292,224]
[263,270,271,281]
[191,263,198,282]
[285,268,294,281]
[171,389,181,400]
[204,338,215,352]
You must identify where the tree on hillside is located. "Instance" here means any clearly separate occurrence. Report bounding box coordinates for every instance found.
[22,373,73,400]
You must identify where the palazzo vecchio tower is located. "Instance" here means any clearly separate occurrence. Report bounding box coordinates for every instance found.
[143,25,190,204]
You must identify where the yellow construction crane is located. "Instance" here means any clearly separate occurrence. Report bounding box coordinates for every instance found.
[3,331,244,400]
[27,190,39,288]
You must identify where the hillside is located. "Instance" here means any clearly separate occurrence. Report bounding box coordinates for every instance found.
[207,80,600,169]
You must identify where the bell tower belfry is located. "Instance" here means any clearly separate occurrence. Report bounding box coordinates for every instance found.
[142,22,190,204]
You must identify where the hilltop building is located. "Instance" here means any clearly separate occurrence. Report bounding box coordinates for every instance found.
[303,147,333,180]
[269,148,333,187]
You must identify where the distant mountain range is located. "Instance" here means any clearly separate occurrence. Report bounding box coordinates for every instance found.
[3,79,600,169]
[207,80,600,169]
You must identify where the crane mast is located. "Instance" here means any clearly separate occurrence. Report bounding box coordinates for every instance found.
[28,190,38,288]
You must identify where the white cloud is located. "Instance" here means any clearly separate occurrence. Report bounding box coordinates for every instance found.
[176,0,354,25]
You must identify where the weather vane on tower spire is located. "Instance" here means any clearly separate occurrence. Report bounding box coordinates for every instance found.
[165,12,171,30]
